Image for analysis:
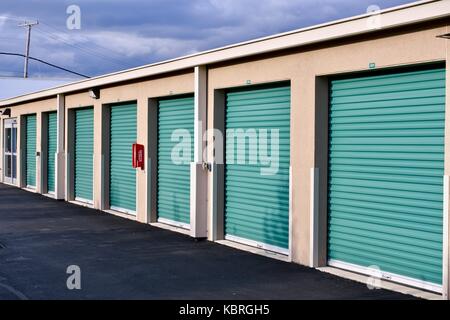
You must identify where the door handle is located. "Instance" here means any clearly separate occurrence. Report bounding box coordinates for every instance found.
[202,162,212,172]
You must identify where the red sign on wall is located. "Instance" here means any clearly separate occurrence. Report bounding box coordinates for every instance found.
[132,143,144,169]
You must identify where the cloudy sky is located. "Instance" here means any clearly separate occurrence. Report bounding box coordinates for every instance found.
[0,0,415,80]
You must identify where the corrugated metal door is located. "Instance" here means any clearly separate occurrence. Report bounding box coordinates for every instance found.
[75,107,94,202]
[25,114,36,188]
[157,96,194,226]
[328,68,445,288]
[109,103,137,213]
[47,112,57,193]
[225,85,291,252]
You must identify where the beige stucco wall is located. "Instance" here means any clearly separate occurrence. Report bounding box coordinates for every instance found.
[207,23,448,266]
[0,98,57,193]
[64,72,195,222]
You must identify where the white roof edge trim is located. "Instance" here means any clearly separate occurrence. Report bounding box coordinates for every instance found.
[1,0,448,106]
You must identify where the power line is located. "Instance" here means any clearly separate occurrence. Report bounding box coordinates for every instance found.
[0,15,147,69]
[1,15,129,70]
[34,28,125,69]
[0,52,90,78]
[35,28,125,67]
[40,21,127,64]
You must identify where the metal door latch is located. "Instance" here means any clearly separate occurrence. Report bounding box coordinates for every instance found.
[202,162,212,172]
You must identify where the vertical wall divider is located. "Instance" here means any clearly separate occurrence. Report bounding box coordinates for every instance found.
[18,115,25,188]
[100,105,111,211]
[210,163,218,241]
[309,167,319,267]
[65,108,75,201]
[147,98,158,223]
[315,76,330,267]
[40,113,48,194]
[444,32,450,300]
[443,175,449,299]
[210,89,225,242]
[55,94,65,199]
[190,66,208,239]
[288,166,293,262]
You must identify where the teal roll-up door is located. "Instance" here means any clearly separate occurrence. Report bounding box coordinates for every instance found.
[225,85,291,251]
[109,103,137,212]
[157,96,194,225]
[47,112,57,193]
[75,107,94,202]
[328,67,445,287]
[25,114,36,187]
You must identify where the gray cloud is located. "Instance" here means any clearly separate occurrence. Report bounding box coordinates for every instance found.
[0,0,414,78]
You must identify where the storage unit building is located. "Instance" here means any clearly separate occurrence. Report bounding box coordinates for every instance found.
[0,1,448,298]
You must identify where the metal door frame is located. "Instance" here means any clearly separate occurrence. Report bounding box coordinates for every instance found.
[222,83,292,256]
[3,118,18,185]
[325,65,446,294]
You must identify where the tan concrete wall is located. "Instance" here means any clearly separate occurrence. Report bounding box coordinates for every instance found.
[0,98,57,192]
[64,72,195,222]
[207,23,448,266]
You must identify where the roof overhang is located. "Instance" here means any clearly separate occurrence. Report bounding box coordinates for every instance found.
[1,0,448,107]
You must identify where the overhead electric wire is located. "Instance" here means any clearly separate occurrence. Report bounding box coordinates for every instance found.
[34,28,126,69]
[1,15,129,70]
[0,52,90,78]
[39,21,128,66]
[40,22,120,54]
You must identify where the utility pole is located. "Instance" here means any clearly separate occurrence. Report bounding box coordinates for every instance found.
[18,20,39,78]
